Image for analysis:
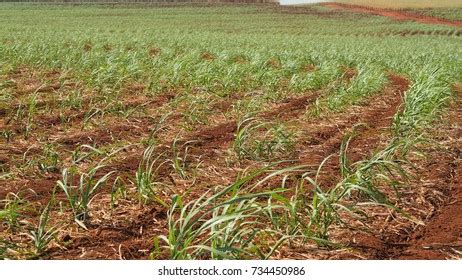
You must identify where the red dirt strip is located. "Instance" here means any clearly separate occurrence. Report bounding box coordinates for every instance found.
[323,3,462,28]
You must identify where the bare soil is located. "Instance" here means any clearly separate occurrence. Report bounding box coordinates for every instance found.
[323,3,462,27]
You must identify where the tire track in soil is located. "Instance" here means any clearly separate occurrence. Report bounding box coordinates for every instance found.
[380,85,462,260]
[323,3,462,28]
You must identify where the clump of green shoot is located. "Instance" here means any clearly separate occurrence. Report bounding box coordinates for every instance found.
[135,145,169,208]
[57,165,114,228]
[234,118,295,161]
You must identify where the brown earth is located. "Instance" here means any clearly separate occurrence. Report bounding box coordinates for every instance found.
[323,3,462,27]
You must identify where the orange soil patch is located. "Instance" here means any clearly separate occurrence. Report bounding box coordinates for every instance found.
[323,3,462,27]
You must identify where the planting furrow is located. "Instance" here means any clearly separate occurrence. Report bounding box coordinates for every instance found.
[260,93,321,120]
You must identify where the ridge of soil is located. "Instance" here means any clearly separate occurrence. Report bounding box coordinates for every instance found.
[323,3,462,27]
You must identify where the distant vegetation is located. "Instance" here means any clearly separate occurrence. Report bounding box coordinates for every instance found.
[0,0,461,8]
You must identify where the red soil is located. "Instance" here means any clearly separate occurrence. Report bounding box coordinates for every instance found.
[323,3,462,27]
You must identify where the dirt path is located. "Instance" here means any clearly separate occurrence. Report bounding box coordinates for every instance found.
[323,3,462,28]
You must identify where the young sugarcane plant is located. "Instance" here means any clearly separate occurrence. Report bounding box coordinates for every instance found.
[233,117,265,160]
[135,145,170,207]
[0,190,33,231]
[170,136,196,180]
[26,200,60,257]
[156,166,303,260]
[57,165,114,228]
